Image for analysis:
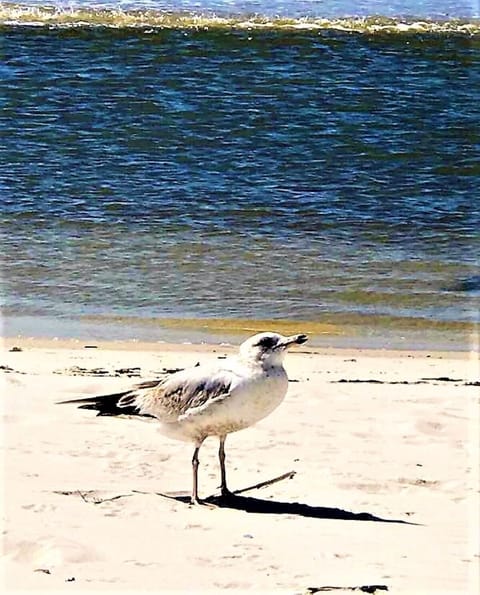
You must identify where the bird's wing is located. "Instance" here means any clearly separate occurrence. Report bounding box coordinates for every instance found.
[120,365,242,422]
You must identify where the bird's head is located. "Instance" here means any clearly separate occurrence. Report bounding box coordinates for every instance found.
[239,332,308,366]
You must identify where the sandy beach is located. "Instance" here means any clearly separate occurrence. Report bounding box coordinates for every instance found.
[1,336,479,593]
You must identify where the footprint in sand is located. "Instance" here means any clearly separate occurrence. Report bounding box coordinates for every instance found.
[5,535,102,572]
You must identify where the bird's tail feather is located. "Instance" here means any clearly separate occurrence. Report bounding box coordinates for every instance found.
[58,391,152,417]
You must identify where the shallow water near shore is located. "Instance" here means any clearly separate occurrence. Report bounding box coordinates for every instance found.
[2,1,479,346]
[3,312,477,351]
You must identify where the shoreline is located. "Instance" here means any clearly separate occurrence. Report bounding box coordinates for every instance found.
[3,312,478,353]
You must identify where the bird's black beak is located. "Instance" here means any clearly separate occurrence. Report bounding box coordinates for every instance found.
[279,334,308,348]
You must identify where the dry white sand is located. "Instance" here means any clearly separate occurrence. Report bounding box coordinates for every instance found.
[1,337,479,593]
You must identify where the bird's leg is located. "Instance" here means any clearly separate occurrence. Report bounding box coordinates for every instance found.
[218,435,233,497]
[191,443,202,505]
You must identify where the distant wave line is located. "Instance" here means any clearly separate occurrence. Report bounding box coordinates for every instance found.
[1,4,480,35]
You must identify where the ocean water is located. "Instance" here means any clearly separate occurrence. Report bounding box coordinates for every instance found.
[1,1,479,347]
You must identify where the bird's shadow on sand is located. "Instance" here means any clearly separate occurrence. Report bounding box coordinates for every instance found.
[160,492,417,525]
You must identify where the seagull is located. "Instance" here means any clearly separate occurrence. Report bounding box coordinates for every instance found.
[59,331,308,505]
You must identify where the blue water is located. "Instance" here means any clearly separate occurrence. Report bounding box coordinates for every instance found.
[1,1,479,345]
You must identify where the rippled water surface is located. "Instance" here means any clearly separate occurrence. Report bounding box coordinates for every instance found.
[1,1,479,345]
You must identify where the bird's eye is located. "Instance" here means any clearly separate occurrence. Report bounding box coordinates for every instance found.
[256,336,277,349]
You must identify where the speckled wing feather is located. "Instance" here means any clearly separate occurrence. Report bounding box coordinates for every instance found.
[118,366,237,422]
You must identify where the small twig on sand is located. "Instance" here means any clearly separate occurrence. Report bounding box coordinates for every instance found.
[91,494,133,504]
[233,470,296,495]
[53,490,132,504]
[304,586,388,593]
[76,490,90,503]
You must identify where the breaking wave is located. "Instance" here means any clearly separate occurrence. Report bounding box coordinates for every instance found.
[1,3,479,34]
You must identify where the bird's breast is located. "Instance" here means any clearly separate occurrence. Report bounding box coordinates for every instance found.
[212,368,289,432]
